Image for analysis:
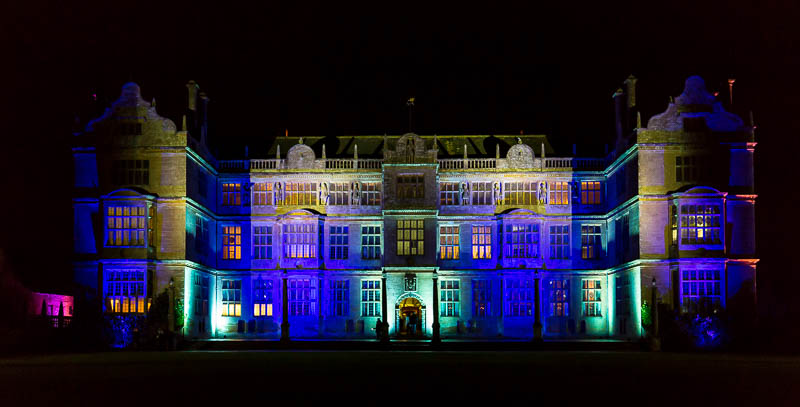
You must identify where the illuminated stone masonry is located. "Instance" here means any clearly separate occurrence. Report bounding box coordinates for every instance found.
[72,76,757,340]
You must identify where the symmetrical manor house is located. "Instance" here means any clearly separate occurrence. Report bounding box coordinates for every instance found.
[72,76,757,340]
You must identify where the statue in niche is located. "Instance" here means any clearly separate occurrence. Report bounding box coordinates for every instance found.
[275,182,283,205]
[571,181,579,201]
[404,274,417,292]
[493,181,502,205]
[406,137,416,163]
[460,182,470,205]
[351,181,361,205]
[319,182,329,205]
[537,181,547,204]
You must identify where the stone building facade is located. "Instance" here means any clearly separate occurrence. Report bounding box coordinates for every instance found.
[72,76,758,340]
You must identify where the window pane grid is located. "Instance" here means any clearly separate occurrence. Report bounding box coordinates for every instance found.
[222,226,242,260]
[253,278,274,317]
[106,206,148,247]
[680,204,722,244]
[253,226,273,259]
[471,225,492,259]
[221,279,242,317]
[283,224,317,258]
[472,280,491,317]
[329,226,349,259]
[440,280,460,317]
[502,182,536,205]
[582,279,602,317]
[549,225,570,259]
[504,224,539,258]
[361,280,381,316]
[105,269,146,314]
[329,280,349,316]
[549,279,569,317]
[549,182,569,205]
[581,225,601,259]
[361,226,382,259]
[439,226,460,259]
[505,279,534,317]
[580,181,602,205]
[681,269,722,314]
[398,220,424,256]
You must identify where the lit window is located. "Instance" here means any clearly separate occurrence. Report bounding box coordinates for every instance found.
[329,183,350,206]
[439,226,460,259]
[439,182,459,206]
[221,279,241,317]
[670,204,678,246]
[548,280,569,317]
[581,225,601,259]
[504,224,539,258]
[361,280,381,316]
[361,226,382,260]
[253,226,273,259]
[581,181,602,205]
[505,279,534,317]
[680,204,722,245]
[440,280,460,317]
[549,225,570,259]
[253,183,273,206]
[284,182,317,206]
[361,183,382,206]
[288,278,316,316]
[106,206,148,247]
[330,280,349,316]
[283,224,317,258]
[397,174,424,199]
[502,182,536,205]
[105,269,146,314]
[112,160,149,185]
[329,226,349,260]
[676,156,697,183]
[582,279,602,317]
[398,220,424,256]
[472,280,491,317]
[471,182,492,205]
[222,183,241,206]
[681,270,721,314]
[253,278,273,317]
[471,226,491,259]
[222,226,241,260]
[549,182,569,205]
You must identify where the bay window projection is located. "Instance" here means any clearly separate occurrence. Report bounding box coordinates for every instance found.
[284,224,317,258]
[681,269,721,314]
[105,269,146,313]
[680,204,722,244]
[106,206,150,247]
[398,220,424,256]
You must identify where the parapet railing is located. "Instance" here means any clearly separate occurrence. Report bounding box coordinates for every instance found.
[217,157,607,172]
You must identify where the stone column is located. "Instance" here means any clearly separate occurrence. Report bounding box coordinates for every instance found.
[381,273,389,342]
[533,272,543,343]
[318,273,325,337]
[497,275,504,336]
[432,274,441,344]
[280,273,290,342]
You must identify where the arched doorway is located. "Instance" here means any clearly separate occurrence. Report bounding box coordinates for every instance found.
[395,294,426,338]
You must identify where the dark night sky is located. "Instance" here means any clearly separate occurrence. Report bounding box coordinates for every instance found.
[2,1,799,339]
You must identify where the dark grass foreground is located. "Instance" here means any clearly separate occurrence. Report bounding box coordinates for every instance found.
[1,351,799,405]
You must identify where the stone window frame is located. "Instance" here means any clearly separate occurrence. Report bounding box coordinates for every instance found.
[504,223,539,259]
[581,224,602,259]
[397,219,424,256]
[471,225,492,259]
[283,223,317,259]
[288,278,316,317]
[472,279,491,317]
[252,182,274,206]
[679,202,722,246]
[580,181,603,205]
[549,182,570,205]
[504,278,534,317]
[221,225,242,260]
[361,225,382,260]
[549,225,570,259]
[253,277,273,317]
[439,182,460,206]
[253,225,273,260]
[329,225,349,260]
[222,183,242,206]
[438,225,460,260]
[397,174,425,199]
[329,280,349,316]
[105,204,151,248]
[360,182,382,206]
[329,182,350,206]
[470,181,492,205]
[502,181,536,205]
[193,272,209,317]
[581,279,602,317]
[360,279,381,317]
[680,269,722,314]
[439,279,460,317]
[548,279,569,317]
[221,279,242,317]
[105,268,147,314]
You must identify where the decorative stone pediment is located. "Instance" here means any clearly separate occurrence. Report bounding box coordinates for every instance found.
[507,142,535,168]
[86,82,176,134]
[286,143,316,169]
[384,133,437,163]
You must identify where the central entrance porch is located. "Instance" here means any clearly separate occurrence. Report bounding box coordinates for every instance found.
[395,293,427,338]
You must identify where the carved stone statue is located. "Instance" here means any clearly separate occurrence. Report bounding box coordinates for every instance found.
[275,182,283,205]
[406,137,416,163]
[537,181,547,204]
[320,182,330,205]
[571,181,579,201]
[461,182,470,205]
[351,181,361,205]
[493,181,502,205]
